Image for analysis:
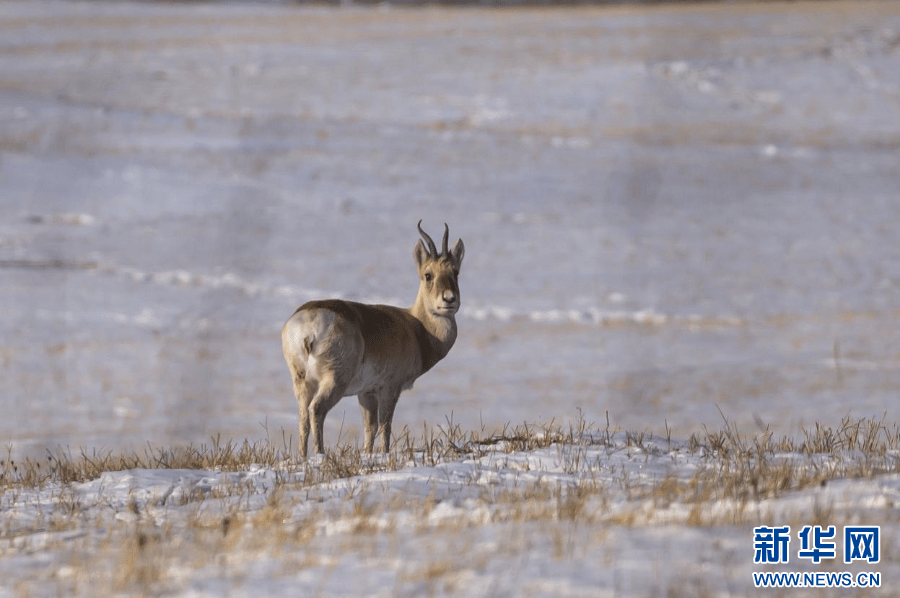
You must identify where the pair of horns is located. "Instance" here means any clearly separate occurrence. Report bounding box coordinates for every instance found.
[417,220,449,258]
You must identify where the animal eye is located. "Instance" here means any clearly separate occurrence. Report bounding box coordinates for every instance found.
[424,272,433,282]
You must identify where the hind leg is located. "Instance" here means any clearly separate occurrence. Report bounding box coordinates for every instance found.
[289,365,314,458]
[308,373,346,455]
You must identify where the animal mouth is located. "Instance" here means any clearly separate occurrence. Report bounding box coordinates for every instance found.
[433,304,459,316]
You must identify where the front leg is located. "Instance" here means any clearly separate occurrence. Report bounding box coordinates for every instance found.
[377,387,401,453]
[358,391,378,453]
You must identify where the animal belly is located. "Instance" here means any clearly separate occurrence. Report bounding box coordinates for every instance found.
[343,358,414,396]
[343,361,382,396]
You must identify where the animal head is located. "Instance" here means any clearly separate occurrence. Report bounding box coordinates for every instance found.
[413,220,465,317]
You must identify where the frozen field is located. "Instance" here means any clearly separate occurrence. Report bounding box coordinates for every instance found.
[1,0,899,594]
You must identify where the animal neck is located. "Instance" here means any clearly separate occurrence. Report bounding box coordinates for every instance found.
[409,293,458,364]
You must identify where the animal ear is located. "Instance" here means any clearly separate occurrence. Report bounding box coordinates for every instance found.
[414,239,430,268]
[450,238,465,271]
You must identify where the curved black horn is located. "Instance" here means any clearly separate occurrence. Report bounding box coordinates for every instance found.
[417,220,437,257]
[441,223,449,256]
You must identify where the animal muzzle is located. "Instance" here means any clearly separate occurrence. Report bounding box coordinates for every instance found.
[435,288,460,314]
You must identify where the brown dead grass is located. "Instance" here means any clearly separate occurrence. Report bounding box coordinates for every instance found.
[3,413,899,596]
[2,411,897,563]
[4,412,898,495]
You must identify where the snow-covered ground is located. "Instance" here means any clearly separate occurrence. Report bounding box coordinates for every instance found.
[2,424,899,596]
[1,0,899,594]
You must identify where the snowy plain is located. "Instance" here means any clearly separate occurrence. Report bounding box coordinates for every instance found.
[1,0,900,595]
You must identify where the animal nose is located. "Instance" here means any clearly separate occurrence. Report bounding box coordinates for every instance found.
[442,289,457,304]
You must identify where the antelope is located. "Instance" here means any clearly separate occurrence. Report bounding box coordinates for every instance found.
[281,221,465,457]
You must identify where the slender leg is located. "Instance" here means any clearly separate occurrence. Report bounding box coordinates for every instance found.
[309,373,344,455]
[358,392,378,453]
[290,367,313,458]
[377,388,401,453]
[298,403,310,459]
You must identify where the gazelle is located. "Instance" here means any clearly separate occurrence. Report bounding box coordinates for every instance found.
[281,221,465,457]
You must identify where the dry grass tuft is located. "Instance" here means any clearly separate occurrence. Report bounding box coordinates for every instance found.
[3,412,898,527]
[2,435,294,490]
